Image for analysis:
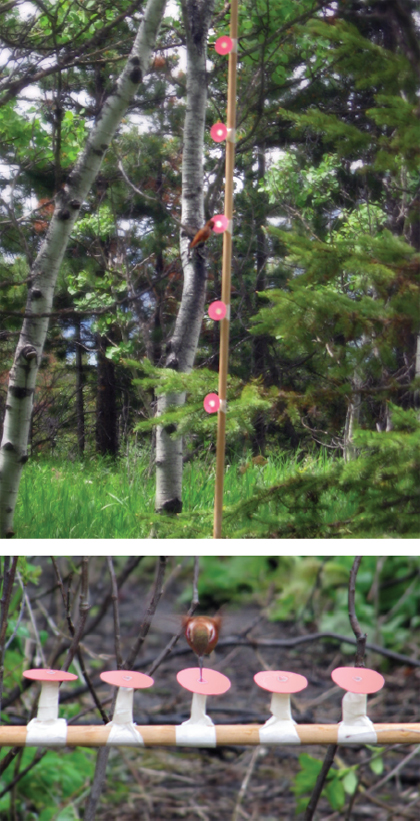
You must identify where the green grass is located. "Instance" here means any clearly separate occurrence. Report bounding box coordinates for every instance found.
[13,448,358,539]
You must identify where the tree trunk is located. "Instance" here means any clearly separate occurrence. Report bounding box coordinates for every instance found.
[0,0,167,538]
[75,319,85,455]
[252,144,268,454]
[95,335,118,457]
[343,374,362,462]
[155,0,215,514]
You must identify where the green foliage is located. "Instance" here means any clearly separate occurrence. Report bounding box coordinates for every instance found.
[215,409,420,540]
[10,449,344,539]
[179,556,290,608]
[260,151,341,224]
[110,355,273,441]
[0,748,95,820]
[292,745,388,815]
[292,753,346,813]
[2,0,419,541]
[190,554,420,658]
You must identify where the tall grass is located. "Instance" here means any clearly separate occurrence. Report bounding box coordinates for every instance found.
[14,448,355,539]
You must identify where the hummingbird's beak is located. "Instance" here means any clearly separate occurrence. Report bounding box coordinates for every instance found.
[199,655,204,682]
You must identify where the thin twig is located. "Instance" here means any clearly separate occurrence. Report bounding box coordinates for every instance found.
[118,157,194,235]
[192,556,200,608]
[222,632,419,667]
[0,749,48,798]
[348,556,367,666]
[61,557,91,672]
[84,747,111,821]
[51,558,108,723]
[86,557,167,821]
[232,748,264,821]
[304,556,366,821]
[5,588,26,651]
[84,556,144,637]
[365,744,420,796]
[0,557,19,717]
[107,557,123,669]
[125,556,167,669]
[19,575,47,668]
[303,743,338,821]
[147,556,199,677]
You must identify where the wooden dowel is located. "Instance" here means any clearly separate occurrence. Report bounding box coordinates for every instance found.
[1,724,419,747]
[213,0,239,539]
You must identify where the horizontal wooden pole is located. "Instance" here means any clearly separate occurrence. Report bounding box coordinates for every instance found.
[0,723,419,747]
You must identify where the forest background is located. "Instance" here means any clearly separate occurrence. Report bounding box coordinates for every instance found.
[0,554,419,821]
[0,0,419,540]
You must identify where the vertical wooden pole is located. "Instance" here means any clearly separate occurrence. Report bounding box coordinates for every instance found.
[213,0,239,539]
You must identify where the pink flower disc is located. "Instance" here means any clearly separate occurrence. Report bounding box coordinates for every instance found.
[210,122,228,142]
[204,393,220,413]
[208,301,226,320]
[254,670,308,694]
[23,669,78,682]
[177,668,231,695]
[215,36,233,55]
[331,667,385,694]
[100,670,154,689]
[211,214,228,233]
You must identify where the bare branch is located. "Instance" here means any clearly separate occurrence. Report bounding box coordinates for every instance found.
[61,557,90,672]
[107,557,123,669]
[125,556,167,669]
[147,555,199,677]
[118,157,195,236]
[51,558,108,724]
[349,556,367,666]
[0,557,19,715]
[0,749,48,799]
[303,556,366,821]
[85,556,143,637]
[303,743,338,821]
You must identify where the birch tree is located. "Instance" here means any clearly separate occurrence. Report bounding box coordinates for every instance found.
[155,0,215,513]
[0,0,167,538]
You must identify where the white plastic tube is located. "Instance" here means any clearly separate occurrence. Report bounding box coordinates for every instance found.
[112,687,134,724]
[258,692,301,744]
[175,693,217,746]
[105,687,145,745]
[337,692,378,744]
[37,681,60,721]
[26,681,68,746]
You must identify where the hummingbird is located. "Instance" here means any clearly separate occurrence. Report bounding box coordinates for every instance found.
[189,219,215,251]
[182,616,222,681]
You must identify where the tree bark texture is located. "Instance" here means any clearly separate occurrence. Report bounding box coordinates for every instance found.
[0,0,167,537]
[95,336,118,457]
[343,373,362,462]
[252,144,268,454]
[155,0,215,514]
[75,319,85,455]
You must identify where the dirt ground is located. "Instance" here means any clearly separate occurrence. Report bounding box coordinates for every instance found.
[71,577,419,821]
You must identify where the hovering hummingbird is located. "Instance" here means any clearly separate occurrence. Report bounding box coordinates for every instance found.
[182,616,222,681]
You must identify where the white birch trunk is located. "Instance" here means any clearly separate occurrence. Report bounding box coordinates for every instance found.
[343,387,362,462]
[0,0,167,538]
[343,363,364,462]
[155,0,215,513]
